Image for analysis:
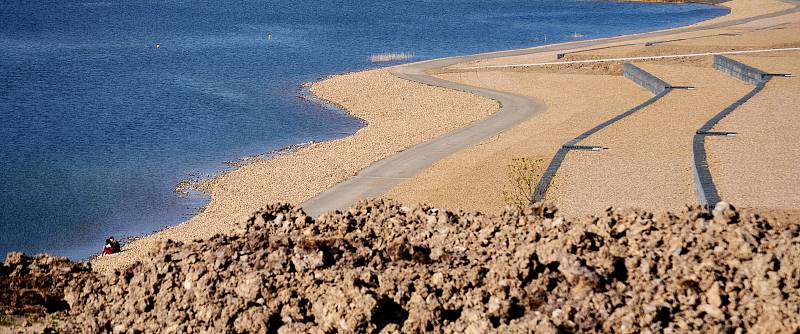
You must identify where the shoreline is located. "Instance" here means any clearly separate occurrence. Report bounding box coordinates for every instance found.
[89,0,793,272]
[92,68,499,272]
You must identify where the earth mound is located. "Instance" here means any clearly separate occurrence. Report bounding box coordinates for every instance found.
[2,200,799,333]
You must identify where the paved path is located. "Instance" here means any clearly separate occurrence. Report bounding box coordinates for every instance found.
[301,62,547,217]
[301,1,800,217]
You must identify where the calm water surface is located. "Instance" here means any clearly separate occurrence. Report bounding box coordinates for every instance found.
[0,0,727,258]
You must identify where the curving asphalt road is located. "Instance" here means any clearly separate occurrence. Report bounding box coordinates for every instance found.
[301,61,547,217]
[301,0,800,217]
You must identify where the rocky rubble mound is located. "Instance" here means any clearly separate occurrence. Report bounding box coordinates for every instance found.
[2,200,800,333]
[0,252,92,330]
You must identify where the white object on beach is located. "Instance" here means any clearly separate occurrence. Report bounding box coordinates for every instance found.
[369,52,414,63]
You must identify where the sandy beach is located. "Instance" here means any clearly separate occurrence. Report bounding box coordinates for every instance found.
[92,0,800,271]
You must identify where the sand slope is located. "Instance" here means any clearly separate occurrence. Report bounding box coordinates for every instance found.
[549,64,751,216]
[707,55,800,208]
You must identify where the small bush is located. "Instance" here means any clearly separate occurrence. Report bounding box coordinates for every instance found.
[502,157,545,207]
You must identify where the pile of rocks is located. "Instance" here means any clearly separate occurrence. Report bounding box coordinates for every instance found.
[2,200,799,333]
[0,252,91,314]
[0,252,91,330]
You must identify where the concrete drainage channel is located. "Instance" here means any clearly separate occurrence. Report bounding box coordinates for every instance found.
[691,55,791,206]
[530,56,789,207]
[531,63,681,203]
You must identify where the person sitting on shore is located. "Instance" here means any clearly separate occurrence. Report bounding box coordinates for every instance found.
[109,237,121,253]
[101,238,113,256]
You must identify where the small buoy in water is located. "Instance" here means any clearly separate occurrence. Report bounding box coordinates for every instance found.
[155,43,161,49]
[267,33,272,40]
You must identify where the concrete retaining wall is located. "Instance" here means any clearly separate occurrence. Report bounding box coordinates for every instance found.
[531,64,671,203]
[714,55,767,85]
[623,63,670,94]
[692,58,771,206]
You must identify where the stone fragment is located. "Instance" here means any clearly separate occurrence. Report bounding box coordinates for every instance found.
[712,201,739,224]
[235,273,263,301]
[706,282,722,307]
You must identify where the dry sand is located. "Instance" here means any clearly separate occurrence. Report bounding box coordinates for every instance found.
[548,63,751,216]
[706,54,800,208]
[557,13,800,61]
[91,70,497,272]
[385,72,651,214]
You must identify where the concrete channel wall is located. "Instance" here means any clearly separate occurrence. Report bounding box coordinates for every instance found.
[531,63,671,203]
[623,63,670,94]
[692,57,771,206]
[714,55,768,85]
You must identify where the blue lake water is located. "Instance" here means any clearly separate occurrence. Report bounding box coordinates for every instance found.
[0,0,727,259]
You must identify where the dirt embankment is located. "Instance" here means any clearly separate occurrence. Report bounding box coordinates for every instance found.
[2,200,799,333]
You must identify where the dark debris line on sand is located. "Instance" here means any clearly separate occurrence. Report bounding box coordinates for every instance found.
[2,200,800,333]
